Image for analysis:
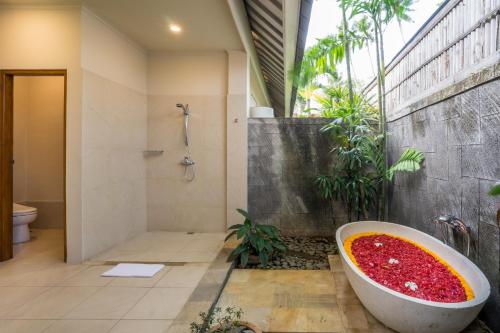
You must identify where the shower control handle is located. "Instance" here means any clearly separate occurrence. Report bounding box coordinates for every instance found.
[181,156,195,166]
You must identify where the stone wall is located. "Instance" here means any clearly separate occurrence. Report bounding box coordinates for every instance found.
[387,78,500,331]
[248,118,346,236]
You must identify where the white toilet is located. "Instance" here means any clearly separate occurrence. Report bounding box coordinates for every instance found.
[13,203,38,243]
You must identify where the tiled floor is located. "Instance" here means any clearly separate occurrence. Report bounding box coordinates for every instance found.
[89,232,226,264]
[217,255,490,333]
[218,269,352,332]
[0,229,226,333]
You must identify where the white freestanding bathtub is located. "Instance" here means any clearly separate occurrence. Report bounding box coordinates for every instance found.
[336,222,490,333]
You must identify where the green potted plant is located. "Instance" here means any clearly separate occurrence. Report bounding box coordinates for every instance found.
[226,209,286,268]
[190,306,262,333]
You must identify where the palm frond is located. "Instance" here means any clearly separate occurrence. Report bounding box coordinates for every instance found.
[386,148,424,181]
[489,183,500,197]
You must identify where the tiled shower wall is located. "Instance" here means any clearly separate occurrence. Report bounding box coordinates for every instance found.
[248,118,346,236]
[81,71,147,259]
[387,78,500,330]
[146,51,228,233]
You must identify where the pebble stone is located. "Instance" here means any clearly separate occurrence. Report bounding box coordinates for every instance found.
[246,236,338,270]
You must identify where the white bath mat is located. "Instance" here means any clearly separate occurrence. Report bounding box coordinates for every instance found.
[101,263,164,278]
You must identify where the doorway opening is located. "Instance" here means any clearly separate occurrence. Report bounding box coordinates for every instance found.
[0,70,67,262]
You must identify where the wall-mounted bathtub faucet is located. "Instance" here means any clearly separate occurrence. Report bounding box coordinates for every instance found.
[431,215,471,256]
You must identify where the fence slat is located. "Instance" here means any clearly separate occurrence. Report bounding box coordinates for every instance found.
[364,0,500,118]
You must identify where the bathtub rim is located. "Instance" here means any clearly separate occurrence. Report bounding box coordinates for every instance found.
[336,221,491,309]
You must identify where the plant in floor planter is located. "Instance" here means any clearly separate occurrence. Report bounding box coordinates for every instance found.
[190,306,262,333]
[226,209,286,268]
[314,95,424,222]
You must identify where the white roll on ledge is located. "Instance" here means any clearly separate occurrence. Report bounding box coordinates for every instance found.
[250,106,274,118]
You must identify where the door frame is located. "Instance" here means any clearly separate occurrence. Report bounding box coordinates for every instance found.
[0,69,67,262]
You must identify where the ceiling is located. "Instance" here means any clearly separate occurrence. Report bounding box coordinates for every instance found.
[1,0,312,116]
[245,0,285,115]
[244,0,312,117]
[0,0,243,51]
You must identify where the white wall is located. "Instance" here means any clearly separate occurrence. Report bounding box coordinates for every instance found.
[147,51,228,232]
[226,51,248,227]
[80,9,148,259]
[13,76,65,203]
[13,76,65,229]
[0,6,83,263]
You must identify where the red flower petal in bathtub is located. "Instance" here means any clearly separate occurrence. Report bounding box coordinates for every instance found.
[344,233,474,303]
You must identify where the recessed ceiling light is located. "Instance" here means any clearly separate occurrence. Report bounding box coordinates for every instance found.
[169,24,182,33]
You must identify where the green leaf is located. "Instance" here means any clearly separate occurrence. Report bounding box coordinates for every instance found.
[256,238,264,252]
[264,241,273,252]
[236,209,251,220]
[227,224,243,230]
[259,251,269,267]
[224,230,237,242]
[228,245,247,262]
[236,227,247,239]
[386,148,424,181]
[273,242,287,252]
[489,184,500,197]
[240,252,249,268]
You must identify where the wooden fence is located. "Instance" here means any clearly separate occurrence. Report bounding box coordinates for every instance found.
[365,0,500,121]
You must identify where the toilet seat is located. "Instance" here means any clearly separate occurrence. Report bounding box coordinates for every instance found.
[13,203,37,217]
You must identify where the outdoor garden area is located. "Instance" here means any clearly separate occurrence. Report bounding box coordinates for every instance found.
[215,0,500,332]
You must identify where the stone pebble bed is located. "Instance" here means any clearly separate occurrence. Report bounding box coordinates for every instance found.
[246,236,338,270]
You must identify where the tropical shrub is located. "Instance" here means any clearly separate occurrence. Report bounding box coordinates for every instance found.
[315,93,423,222]
[226,209,286,267]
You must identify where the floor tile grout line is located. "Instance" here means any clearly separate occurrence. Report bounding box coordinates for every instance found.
[121,286,152,319]
[53,285,104,321]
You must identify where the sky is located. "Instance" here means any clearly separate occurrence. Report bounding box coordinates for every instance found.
[305,0,443,86]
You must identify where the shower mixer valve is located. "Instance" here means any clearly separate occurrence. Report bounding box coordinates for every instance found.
[181,156,195,166]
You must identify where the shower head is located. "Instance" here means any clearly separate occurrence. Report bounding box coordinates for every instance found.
[176,103,189,115]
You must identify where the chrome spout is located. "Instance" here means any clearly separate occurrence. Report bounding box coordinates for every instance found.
[431,215,471,256]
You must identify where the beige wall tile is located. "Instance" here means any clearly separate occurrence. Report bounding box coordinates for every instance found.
[146,94,227,233]
[82,71,147,259]
[147,51,227,96]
